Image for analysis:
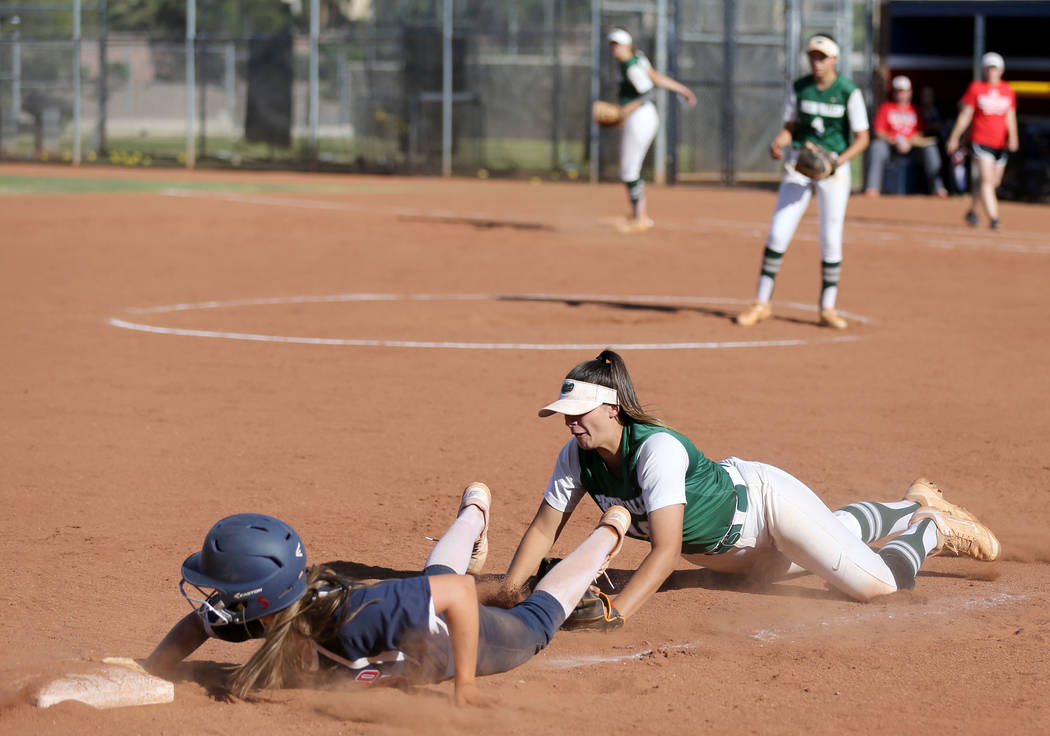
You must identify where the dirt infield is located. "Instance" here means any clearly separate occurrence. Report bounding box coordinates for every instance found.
[2,163,1048,734]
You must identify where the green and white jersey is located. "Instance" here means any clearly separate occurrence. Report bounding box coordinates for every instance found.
[618,53,655,105]
[784,73,869,154]
[543,423,739,554]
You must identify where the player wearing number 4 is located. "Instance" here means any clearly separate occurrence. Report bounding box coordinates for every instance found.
[144,485,629,705]
[502,350,1000,628]
[736,34,869,330]
[607,28,696,232]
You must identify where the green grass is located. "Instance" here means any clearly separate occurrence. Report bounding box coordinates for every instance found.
[0,173,422,196]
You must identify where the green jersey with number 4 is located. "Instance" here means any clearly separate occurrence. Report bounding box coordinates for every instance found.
[792,73,858,154]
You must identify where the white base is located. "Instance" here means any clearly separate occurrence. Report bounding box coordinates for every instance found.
[34,664,173,709]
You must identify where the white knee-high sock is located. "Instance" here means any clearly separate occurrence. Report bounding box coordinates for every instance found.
[424,506,484,574]
[535,526,618,618]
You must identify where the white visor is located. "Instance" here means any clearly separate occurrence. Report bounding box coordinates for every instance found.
[539,379,618,417]
[608,29,632,47]
[806,35,839,58]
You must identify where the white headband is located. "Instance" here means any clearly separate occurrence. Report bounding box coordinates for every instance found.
[538,379,618,417]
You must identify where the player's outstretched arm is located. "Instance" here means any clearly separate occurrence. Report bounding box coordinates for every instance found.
[429,574,483,706]
[603,503,683,619]
[647,68,697,107]
[143,611,208,677]
[504,500,569,591]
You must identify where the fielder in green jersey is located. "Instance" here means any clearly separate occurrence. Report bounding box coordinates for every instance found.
[607,28,696,233]
[502,349,1001,625]
[735,34,870,331]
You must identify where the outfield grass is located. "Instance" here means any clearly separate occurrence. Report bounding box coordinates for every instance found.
[0,173,422,196]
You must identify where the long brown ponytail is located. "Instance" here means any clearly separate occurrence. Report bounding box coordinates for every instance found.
[565,349,664,427]
[229,566,372,698]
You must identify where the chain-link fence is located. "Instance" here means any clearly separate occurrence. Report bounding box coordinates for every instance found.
[0,0,865,181]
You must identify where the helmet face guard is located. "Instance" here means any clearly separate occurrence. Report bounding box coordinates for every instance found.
[180,513,308,627]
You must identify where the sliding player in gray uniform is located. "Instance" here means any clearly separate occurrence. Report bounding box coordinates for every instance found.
[145,484,629,705]
[736,34,869,329]
[503,350,1000,624]
[608,28,696,232]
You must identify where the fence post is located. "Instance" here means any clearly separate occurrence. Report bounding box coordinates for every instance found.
[185,0,196,168]
[12,20,21,150]
[839,0,853,80]
[97,0,108,155]
[785,0,801,80]
[72,0,81,164]
[550,0,560,172]
[654,0,667,185]
[441,0,452,177]
[588,0,600,183]
[309,0,319,158]
[721,0,735,185]
[224,41,236,140]
[973,13,985,78]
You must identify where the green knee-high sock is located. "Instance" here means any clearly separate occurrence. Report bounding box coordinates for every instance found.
[877,517,940,590]
[838,500,919,543]
[625,179,644,218]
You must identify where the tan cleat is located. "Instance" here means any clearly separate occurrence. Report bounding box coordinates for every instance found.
[459,482,491,575]
[615,217,654,233]
[595,505,631,579]
[904,478,979,523]
[735,301,772,327]
[912,508,1001,561]
[819,306,848,329]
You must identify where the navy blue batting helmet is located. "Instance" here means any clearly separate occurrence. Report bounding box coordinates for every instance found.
[180,513,308,625]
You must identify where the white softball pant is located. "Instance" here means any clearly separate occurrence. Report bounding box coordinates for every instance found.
[620,102,659,182]
[765,154,852,263]
[682,457,898,601]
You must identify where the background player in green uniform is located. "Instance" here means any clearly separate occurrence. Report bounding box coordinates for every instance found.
[607,28,696,232]
[502,350,1000,623]
[736,34,869,329]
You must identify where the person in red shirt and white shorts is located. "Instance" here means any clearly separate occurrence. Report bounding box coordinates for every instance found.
[865,75,948,197]
[946,52,1019,230]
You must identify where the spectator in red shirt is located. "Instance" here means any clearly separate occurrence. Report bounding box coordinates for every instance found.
[946,52,1019,230]
[865,75,948,197]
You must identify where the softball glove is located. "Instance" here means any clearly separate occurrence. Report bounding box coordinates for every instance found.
[561,589,625,632]
[794,141,838,180]
[592,100,624,127]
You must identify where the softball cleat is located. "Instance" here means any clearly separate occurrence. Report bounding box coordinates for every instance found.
[459,482,491,575]
[904,478,979,523]
[735,301,772,327]
[912,508,1001,561]
[819,306,848,329]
